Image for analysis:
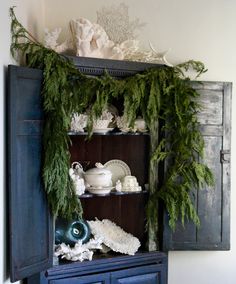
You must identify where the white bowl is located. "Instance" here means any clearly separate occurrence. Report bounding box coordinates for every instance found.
[93,119,110,130]
[84,173,112,187]
[87,186,113,195]
[84,164,112,187]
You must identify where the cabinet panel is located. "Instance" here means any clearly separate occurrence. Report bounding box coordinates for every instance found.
[8,65,53,282]
[28,252,167,284]
[163,81,231,250]
[50,272,110,284]
[111,264,166,284]
[196,89,223,125]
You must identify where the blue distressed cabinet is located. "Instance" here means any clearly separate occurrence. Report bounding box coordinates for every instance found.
[7,65,53,281]
[7,57,231,283]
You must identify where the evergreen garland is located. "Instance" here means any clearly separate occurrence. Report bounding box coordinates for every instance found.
[10,8,214,248]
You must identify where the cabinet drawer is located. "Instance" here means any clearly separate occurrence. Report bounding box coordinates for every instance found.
[111,264,166,284]
[50,272,110,284]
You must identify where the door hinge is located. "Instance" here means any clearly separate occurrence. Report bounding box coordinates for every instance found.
[220,150,230,163]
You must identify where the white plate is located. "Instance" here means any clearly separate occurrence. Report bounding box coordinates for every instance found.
[86,186,113,195]
[103,159,131,185]
[93,128,114,134]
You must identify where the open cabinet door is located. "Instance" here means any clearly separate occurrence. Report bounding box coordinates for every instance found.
[7,65,53,282]
[163,81,231,251]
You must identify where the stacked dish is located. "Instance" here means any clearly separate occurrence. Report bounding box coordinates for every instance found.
[121,176,142,192]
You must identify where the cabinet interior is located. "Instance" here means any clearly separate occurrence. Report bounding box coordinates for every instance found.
[66,133,151,251]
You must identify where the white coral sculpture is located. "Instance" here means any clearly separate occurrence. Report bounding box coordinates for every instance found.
[44,28,71,53]
[44,2,173,65]
[69,18,124,60]
[55,219,141,260]
[70,113,88,132]
[123,42,173,66]
[54,237,103,262]
[97,2,145,44]
[96,3,172,65]
[88,219,141,255]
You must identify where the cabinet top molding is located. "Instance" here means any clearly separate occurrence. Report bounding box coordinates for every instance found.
[65,55,164,77]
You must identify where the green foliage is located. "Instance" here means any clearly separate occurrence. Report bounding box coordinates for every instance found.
[10,7,214,246]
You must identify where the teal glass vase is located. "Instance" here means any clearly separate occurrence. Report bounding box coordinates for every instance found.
[55,218,91,246]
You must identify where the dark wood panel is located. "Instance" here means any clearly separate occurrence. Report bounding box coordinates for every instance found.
[81,192,148,247]
[81,195,121,222]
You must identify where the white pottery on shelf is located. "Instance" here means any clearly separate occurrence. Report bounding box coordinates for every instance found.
[93,110,114,132]
[121,175,142,192]
[84,162,112,188]
[134,117,147,133]
[116,115,136,133]
[116,116,147,133]
[115,180,122,192]
[88,219,141,255]
[86,186,113,195]
[103,159,131,186]
[69,162,86,196]
[93,120,110,129]
[92,128,114,134]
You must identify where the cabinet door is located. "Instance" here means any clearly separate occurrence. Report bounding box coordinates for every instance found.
[163,81,231,250]
[7,65,53,282]
[111,264,167,284]
[50,272,110,284]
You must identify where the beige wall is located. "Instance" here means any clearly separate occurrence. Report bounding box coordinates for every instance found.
[44,1,236,284]
[1,0,236,283]
[0,2,45,283]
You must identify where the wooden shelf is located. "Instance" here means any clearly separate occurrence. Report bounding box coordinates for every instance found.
[68,131,150,136]
[56,250,166,268]
[79,190,148,198]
